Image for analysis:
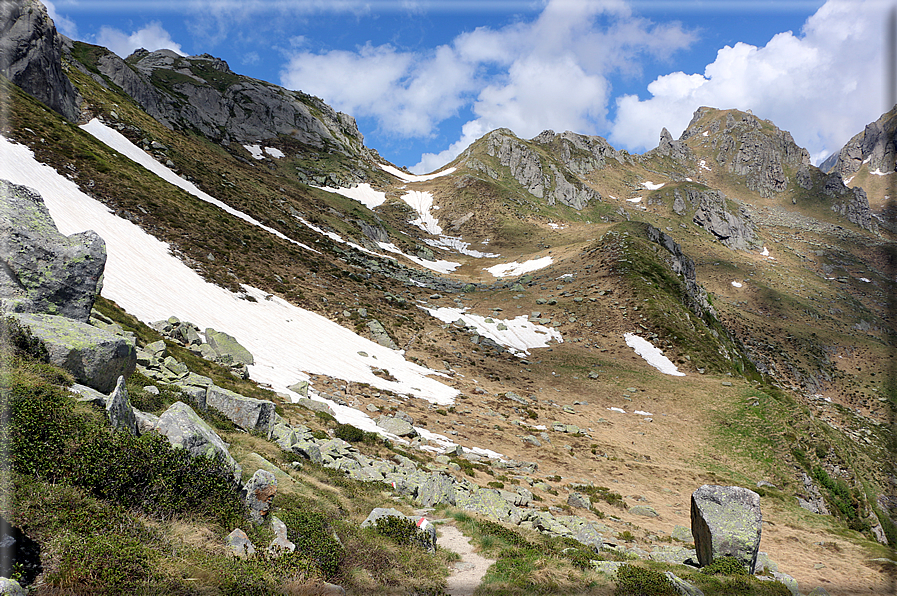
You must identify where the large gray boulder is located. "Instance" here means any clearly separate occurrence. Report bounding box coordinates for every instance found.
[11,313,135,393]
[376,415,416,437]
[204,328,254,365]
[205,385,275,433]
[153,401,241,484]
[691,485,762,573]
[0,181,106,322]
[0,0,79,121]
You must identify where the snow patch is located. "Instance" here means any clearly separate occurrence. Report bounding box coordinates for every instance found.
[244,144,265,160]
[699,160,712,171]
[731,281,743,288]
[626,197,642,203]
[422,306,563,356]
[315,183,386,209]
[0,135,459,409]
[760,247,769,256]
[423,235,499,258]
[642,181,664,190]
[376,242,460,273]
[486,256,553,278]
[264,147,285,159]
[607,407,626,414]
[624,333,685,377]
[634,410,653,416]
[844,175,855,185]
[870,168,891,176]
[379,163,456,183]
[401,190,442,235]
[860,277,871,283]
[702,131,709,137]
[81,120,318,253]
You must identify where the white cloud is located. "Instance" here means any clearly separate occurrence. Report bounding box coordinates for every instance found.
[609,0,888,162]
[280,0,694,173]
[96,22,187,59]
[44,0,77,38]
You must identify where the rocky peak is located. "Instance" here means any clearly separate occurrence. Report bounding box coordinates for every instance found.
[646,127,694,163]
[529,129,626,176]
[0,0,79,121]
[821,105,897,177]
[682,107,810,197]
[468,129,601,210]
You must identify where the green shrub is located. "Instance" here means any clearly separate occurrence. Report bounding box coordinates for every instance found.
[278,509,344,579]
[701,556,749,576]
[334,423,364,442]
[52,533,157,595]
[315,410,336,424]
[614,564,677,596]
[373,515,434,551]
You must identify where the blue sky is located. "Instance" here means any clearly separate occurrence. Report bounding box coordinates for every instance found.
[46,0,893,172]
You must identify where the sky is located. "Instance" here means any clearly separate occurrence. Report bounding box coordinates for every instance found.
[45,0,895,173]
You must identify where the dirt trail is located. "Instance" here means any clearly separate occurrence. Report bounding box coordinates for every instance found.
[436,523,495,596]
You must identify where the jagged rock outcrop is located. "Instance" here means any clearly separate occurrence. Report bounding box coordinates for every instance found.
[530,129,627,176]
[682,107,810,197]
[644,224,715,318]
[0,180,106,323]
[822,105,897,177]
[84,47,366,154]
[12,312,136,393]
[691,485,762,573]
[825,173,874,230]
[0,0,79,121]
[678,187,759,250]
[476,129,601,209]
[649,127,694,163]
[106,375,138,436]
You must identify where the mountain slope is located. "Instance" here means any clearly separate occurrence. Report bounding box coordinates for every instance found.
[1,6,896,594]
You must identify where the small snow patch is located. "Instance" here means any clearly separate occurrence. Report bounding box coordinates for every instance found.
[380,163,456,183]
[243,144,265,160]
[264,147,285,159]
[634,410,653,416]
[760,247,769,256]
[626,197,642,203]
[607,407,626,414]
[486,256,553,278]
[731,281,742,288]
[699,160,712,171]
[860,277,871,283]
[702,131,709,137]
[642,181,665,190]
[422,306,562,356]
[624,333,685,377]
[316,183,386,209]
[870,168,891,176]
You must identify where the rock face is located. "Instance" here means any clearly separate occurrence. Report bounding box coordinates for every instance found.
[649,127,694,163]
[691,484,762,573]
[205,385,276,434]
[11,313,136,393]
[87,47,366,154]
[822,105,897,177]
[0,181,106,323]
[678,187,758,251]
[154,401,242,484]
[530,129,628,176]
[824,172,874,231]
[0,0,79,121]
[682,107,810,197]
[644,224,715,319]
[477,129,601,209]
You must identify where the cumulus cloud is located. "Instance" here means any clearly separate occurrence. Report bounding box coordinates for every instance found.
[44,0,77,38]
[96,22,186,59]
[280,0,695,172]
[609,0,889,163]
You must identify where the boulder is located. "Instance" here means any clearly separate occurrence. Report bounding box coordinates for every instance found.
[567,492,591,509]
[242,469,277,524]
[0,578,26,596]
[133,409,159,435]
[105,375,137,436]
[11,313,136,393]
[268,516,295,554]
[225,528,255,558]
[691,485,762,573]
[204,328,254,365]
[0,181,105,322]
[205,385,275,433]
[366,319,399,349]
[0,0,79,121]
[377,416,416,437]
[153,401,241,484]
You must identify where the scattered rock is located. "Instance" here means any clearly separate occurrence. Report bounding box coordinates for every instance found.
[105,375,138,436]
[567,492,591,509]
[153,401,241,484]
[268,516,296,554]
[691,484,762,573]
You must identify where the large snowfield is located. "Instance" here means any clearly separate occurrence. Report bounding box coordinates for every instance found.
[0,134,460,419]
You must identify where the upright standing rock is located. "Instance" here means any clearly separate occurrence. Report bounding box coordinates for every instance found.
[106,375,138,436]
[691,484,762,573]
[243,469,277,524]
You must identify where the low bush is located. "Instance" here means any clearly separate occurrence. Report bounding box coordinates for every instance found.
[334,423,365,442]
[614,564,677,596]
[277,509,344,579]
[701,556,749,576]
